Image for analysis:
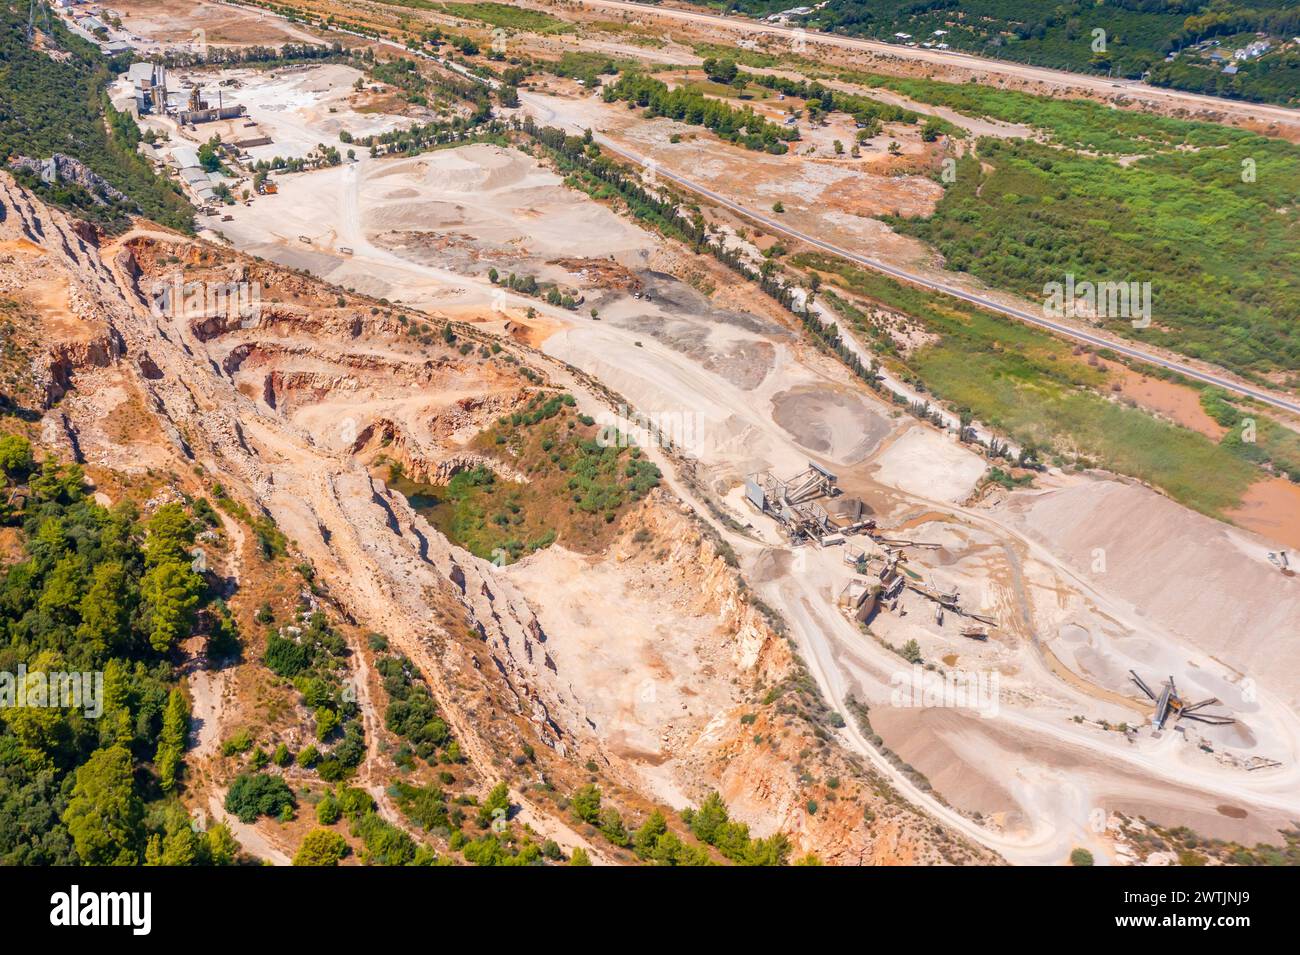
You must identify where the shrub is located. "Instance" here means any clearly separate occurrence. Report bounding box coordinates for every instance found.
[224,773,295,823]
[293,828,348,866]
[571,784,602,825]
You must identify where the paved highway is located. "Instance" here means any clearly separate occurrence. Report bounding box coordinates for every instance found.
[563,0,1300,130]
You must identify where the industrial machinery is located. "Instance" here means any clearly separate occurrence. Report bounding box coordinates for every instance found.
[1130,671,1235,730]
[744,462,871,543]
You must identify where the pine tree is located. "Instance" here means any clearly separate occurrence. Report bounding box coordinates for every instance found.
[156,688,189,792]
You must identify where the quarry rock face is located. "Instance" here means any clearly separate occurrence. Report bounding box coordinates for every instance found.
[0,171,1000,865]
[8,153,130,205]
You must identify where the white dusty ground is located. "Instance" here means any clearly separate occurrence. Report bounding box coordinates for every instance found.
[119,63,418,166]
[152,62,1300,863]
[506,541,732,809]
[213,139,654,312]
[869,425,987,503]
[214,63,417,163]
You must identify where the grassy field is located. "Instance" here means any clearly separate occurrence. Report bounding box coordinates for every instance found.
[370,0,572,33]
[438,2,573,34]
[785,69,1300,382]
[806,254,1262,518]
[1201,389,1300,482]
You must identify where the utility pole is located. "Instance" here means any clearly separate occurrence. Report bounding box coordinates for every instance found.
[26,0,51,46]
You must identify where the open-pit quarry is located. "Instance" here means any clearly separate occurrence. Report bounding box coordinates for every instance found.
[6,0,1300,878]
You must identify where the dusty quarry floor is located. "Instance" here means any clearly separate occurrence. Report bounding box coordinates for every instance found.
[154,60,1300,865]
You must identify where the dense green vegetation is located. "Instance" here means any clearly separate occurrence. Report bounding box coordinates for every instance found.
[160,40,348,71]
[224,771,295,823]
[535,50,639,87]
[570,783,710,864]
[0,5,193,232]
[394,392,662,562]
[1147,42,1300,103]
[261,609,366,782]
[293,827,349,865]
[603,72,799,153]
[392,778,454,833]
[371,0,572,33]
[1201,388,1300,480]
[568,782,792,865]
[682,791,791,865]
[0,440,235,864]
[890,134,1300,379]
[377,652,461,767]
[700,0,1300,105]
[437,2,573,34]
[806,254,1266,517]
[328,783,444,865]
[736,65,950,136]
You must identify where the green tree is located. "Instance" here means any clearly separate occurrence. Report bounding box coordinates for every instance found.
[294,828,349,866]
[205,822,240,866]
[633,810,668,858]
[0,649,69,761]
[37,555,84,627]
[77,560,133,658]
[225,772,295,823]
[571,783,602,825]
[62,745,142,865]
[144,806,202,866]
[316,793,341,825]
[140,561,203,653]
[197,139,221,173]
[155,688,189,792]
[143,503,196,567]
[686,791,729,844]
[569,846,592,866]
[478,781,510,828]
[599,807,629,847]
[0,434,33,477]
[314,705,341,741]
